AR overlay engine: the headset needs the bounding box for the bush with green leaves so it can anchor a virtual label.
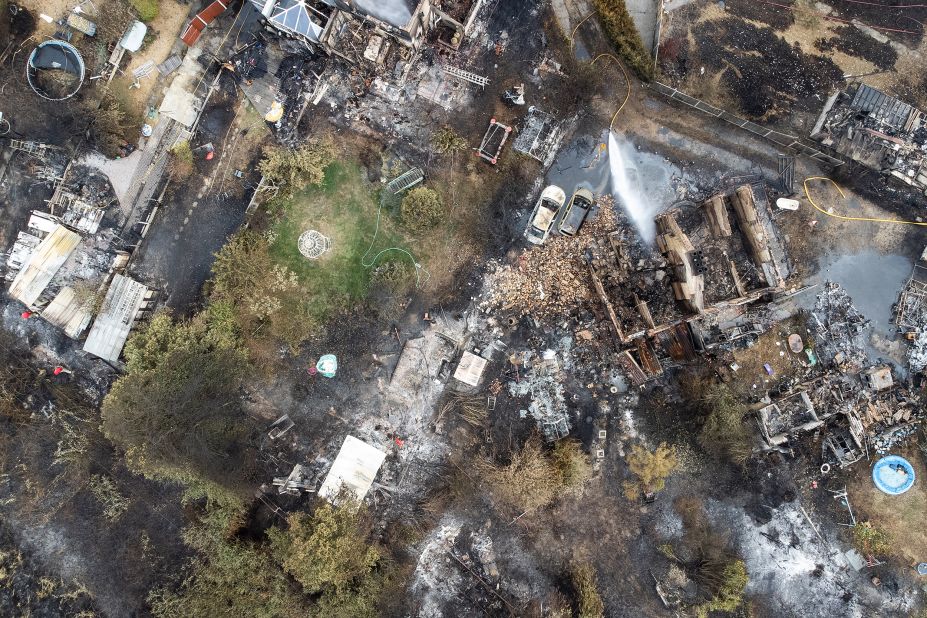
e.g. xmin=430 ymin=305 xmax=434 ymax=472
xmin=623 ymin=442 xmax=678 ymax=500
xmin=696 ymin=560 xmax=748 ymax=618
xmin=591 ymin=0 xmax=654 ymax=80
xmin=130 ymin=0 xmax=159 ymax=22
xmin=268 ymin=501 xmax=398 ymax=617
xmin=696 ymin=382 xmax=753 ymax=465
xmin=431 ymin=127 xmax=468 ymax=154
xmin=400 ymin=187 xmax=445 ymax=233
xmin=852 ymin=521 xmax=891 ymax=557
xmin=571 ymin=560 xmax=604 ymax=618
xmin=102 ymin=311 xmax=254 ymax=496
xmin=210 ymin=231 xmax=318 ymax=350
xmin=258 ymin=140 xmax=334 ymax=194
xmin=149 ymin=519 xmax=308 ymax=618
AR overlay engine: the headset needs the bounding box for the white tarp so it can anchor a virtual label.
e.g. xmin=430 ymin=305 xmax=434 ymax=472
xmin=318 ymin=435 xmax=387 ymax=503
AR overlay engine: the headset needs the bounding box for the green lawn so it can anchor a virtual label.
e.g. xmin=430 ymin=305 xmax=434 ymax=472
xmin=268 ymin=161 xmax=406 ymax=320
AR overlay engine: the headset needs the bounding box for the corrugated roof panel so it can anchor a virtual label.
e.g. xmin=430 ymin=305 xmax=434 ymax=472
xmin=83 ymin=274 xmax=149 ymax=362
xmin=42 ymin=286 xmax=93 ymax=339
xmin=8 ymin=225 xmax=81 ymax=307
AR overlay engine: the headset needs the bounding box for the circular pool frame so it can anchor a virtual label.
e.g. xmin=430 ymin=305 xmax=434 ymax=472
xmin=26 ymin=40 xmax=85 ymax=101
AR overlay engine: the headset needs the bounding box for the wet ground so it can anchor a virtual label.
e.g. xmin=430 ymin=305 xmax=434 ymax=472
xmin=545 ymin=130 xmax=685 ymax=242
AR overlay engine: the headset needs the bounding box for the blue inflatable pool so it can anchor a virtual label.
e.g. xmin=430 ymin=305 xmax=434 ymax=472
xmin=872 ymin=455 xmax=915 ymax=495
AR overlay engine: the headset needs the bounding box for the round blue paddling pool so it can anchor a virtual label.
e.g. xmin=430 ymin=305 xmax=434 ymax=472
xmin=872 ymin=455 xmax=915 ymax=496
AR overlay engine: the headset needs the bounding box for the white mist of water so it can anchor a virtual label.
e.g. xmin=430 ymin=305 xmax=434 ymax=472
xmin=354 ymin=0 xmax=412 ymax=27
xmin=607 ymin=131 xmax=657 ymax=242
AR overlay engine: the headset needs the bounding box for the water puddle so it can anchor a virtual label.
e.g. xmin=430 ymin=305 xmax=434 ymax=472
xmin=814 ymin=252 xmax=911 ymax=334
xmin=545 ymin=131 xmax=681 ymax=243
xmin=573 ymin=38 xmax=591 ymax=61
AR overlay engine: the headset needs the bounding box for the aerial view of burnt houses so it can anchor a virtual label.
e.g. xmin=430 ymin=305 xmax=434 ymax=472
xmin=1 ymin=0 xmax=927 ymax=616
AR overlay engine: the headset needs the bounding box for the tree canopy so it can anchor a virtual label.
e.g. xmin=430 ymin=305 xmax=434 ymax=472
xmin=102 ymin=312 xmax=254 ymax=494
xmin=259 ymin=141 xmax=334 ymax=194
xmin=400 ymin=187 xmax=445 ymax=233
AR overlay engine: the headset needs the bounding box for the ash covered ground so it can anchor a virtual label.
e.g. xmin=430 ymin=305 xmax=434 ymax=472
xmin=0 ymin=0 xmax=925 ymax=616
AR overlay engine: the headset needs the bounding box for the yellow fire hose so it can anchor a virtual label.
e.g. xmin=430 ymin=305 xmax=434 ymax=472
xmin=803 ymin=176 xmax=927 ymax=227
xmin=569 ymin=13 xmax=631 ymax=131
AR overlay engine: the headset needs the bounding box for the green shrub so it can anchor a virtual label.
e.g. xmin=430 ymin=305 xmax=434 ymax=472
xmin=130 ymin=0 xmax=159 ymax=22
xmin=170 ymin=141 xmax=194 ymax=179
xmin=259 ymin=141 xmax=334 ymax=194
xmin=697 ymin=383 xmax=753 ymax=465
xmin=571 ymin=561 xmax=605 ymax=618
xmin=696 ymin=560 xmax=748 ymax=618
xmin=431 ymin=127 xmax=468 ymax=154
xmin=623 ymin=442 xmax=678 ymax=499
xmin=591 ymin=0 xmax=654 ymax=80
xmin=400 ymin=187 xmax=445 ymax=233
xmin=852 ymin=521 xmax=891 ymax=557
xmin=552 ymin=439 xmax=592 ymax=489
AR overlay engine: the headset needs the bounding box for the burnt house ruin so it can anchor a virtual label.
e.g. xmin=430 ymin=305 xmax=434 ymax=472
xmin=812 ymin=83 xmax=927 ymax=193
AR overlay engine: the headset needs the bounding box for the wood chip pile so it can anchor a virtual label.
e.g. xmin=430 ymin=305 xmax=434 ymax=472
xmin=480 ymin=197 xmax=617 ymax=319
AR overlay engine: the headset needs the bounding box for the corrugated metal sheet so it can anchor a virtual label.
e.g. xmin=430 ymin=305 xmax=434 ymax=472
xmin=83 ymin=274 xmax=149 ymax=362
xmin=181 ymin=0 xmax=228 ymax=46
xmin=8 ymin=225 xmax=81 ymax=307
xmin=42 ymin=286 xmax=93 ymax=339
xmin=849 ymin=84 xmax=915 ymax=132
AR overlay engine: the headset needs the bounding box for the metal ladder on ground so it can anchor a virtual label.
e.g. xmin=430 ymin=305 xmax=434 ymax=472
xmin=8 ymin=139 xmax=52 ymax=158
xmin=443 ymin=65 xmax=489 ymax=87
xmin=386 ymin=167 xmax=424 ymax=194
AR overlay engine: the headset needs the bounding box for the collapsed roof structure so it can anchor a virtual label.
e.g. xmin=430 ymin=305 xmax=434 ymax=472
xmin=249 ymin=0 xmax=484 ymax=59
xmin=3 ymin=159 xmax=153 ymax=360
xmin=586 ymin=184 xmax=787 ymax=384
xmin=812 ymin=83 xmax=927 ymax=193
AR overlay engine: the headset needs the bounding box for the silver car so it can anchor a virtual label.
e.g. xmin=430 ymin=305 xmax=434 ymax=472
xmin=525 ymin=185 xmax=566 ymax=245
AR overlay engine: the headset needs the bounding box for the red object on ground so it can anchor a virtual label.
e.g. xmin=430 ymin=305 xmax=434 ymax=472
xmin=205 ymin=151 xmax=215 ymax=161
xmin=53 ymin=366 xmax=64 ymax=376
xmin=180 ymin=0 xmax=228 ymax=46
xmin=308 ymin=366 xmax=318 ymax=375
xmin=394 ymin=437 xmax=405 ymax=447
xmin=20 ymin=311 xmax=32 ymax=319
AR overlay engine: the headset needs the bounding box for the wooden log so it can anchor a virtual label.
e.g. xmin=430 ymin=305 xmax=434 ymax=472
xmin=730 ymin=185 xmax=772 ymax=266
xmin=588 ymin=263 xmax=627 ymax=345
xmin=701 ymin=195 xmax=732 ymax=237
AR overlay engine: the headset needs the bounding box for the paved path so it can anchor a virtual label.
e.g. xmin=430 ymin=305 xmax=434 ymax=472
xmin=625 ymin=0 xmax=661 ymax=53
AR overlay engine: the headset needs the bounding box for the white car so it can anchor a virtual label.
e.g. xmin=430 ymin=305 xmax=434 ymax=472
xmin=524 ymin=185 xmax=566 ymax=245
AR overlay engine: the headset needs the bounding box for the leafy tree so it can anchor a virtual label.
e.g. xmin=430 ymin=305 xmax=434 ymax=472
xmin=431 ymin=127 xmax=468 ymax=154
xmin=258 ymin=141 xmax=334 ymax=194
xmin=268 ymin=502 xmax=395 ymax=618
xmin=696 ymin=560 xmax=747 ymax=618
xmin=102 ymin=314 xmax=254 ymax=494
xmin=269 ymin=503 xmax=378 ymax=594
xmin=400 ymin=187 xmax=445 ymax=233
xmin=570 ymin=560 xmax=604 ymax=618
xmin=591 ymin=0 xmax=654 ymax=80
xmin=852 ymin=521 xmax=891 ymax=557
xmin=210 ymin=231 xmax=317 ymax=350
xmin=149 ymin=523 xmax=307 ymax=618
xmin=623 ymin=442 xmax=678 ymax=499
